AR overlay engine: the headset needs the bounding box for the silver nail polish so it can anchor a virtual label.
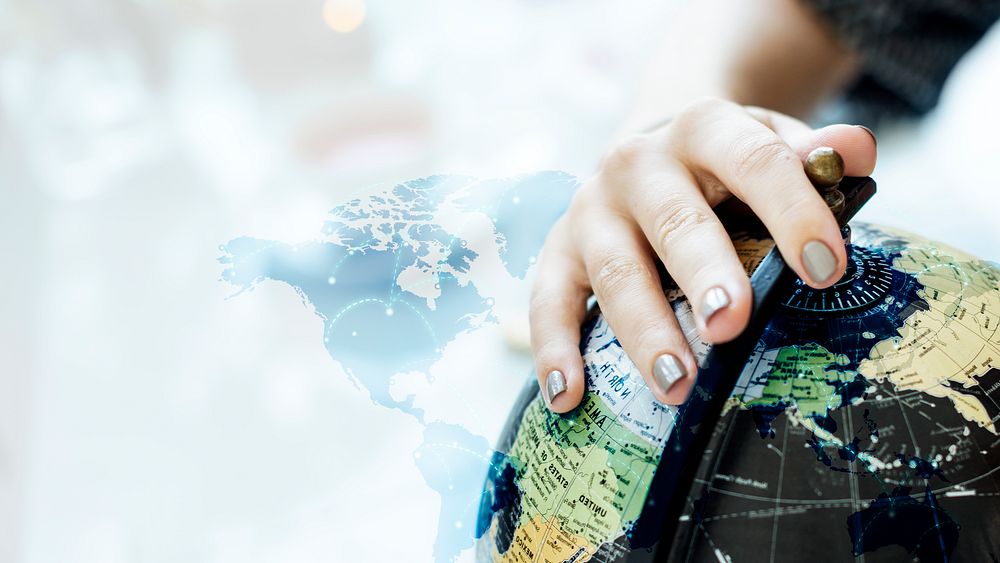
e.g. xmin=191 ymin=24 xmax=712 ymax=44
xmin=701 ymin=286 xmax=731 ymax=326
xmin=545 ymin=370 xmax=567 ymax=405
xmin=802 ymin=240 xmax=837 ymax=284
xmin=653 ymin=354 xmax=687 ymax=392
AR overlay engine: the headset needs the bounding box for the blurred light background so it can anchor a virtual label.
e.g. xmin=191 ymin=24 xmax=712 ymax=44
xmin=1 ymin=0 xmax=997 ymax=561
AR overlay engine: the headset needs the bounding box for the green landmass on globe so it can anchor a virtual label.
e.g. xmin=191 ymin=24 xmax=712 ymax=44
xmin=476 ymin=224 xmax=1000 ymax=562
xmin=217 ymin=170 xmax=1000 ymax=563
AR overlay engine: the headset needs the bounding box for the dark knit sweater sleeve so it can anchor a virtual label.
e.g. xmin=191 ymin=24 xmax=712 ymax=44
xmin=801 ymin=0 xmax=1000 ymax=122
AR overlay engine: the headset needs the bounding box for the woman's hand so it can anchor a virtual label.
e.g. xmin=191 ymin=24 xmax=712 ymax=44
xmin=530 ymin=97 xmax=877 ymax=411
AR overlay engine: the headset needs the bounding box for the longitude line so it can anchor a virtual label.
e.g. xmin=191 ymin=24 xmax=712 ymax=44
xmin=768 ymin=420 xmax=790 ymax=563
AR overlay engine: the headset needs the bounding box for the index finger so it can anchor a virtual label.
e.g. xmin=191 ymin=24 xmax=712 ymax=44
xmin=675 ymin=100 xmax=848 ymax=288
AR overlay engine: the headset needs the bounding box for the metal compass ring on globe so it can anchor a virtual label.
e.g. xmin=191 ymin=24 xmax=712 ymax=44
xmin=480 ymin=144 xmax=1000 ymax=561
xmin=784 ymin=148 xmax=891 ymax=314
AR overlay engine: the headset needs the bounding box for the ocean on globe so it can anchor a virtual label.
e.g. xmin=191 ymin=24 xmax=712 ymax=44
xmin=475 ymin=223 xmax=1000 ymax=562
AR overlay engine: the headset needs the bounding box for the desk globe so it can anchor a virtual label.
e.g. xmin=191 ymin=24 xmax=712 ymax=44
xmin=476 ymin=184 xmax=1000 ymax=561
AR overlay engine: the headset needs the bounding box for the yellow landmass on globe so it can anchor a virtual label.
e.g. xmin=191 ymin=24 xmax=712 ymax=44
xmin=483 ymin=391 xmax=660 ymax=562
xmin=858 ymin=234 xmax=1000 ymax=435
xmin=484 ymin=514 xmax=595 ymax=563
xmin=503 ymin=398 xmax=622 ymax=556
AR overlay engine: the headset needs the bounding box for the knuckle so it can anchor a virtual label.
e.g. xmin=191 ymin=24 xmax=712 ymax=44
xmin=592 ymin=253 xmax=651 ymax=298
xmin=532 ymin=339 xmax=568 ymax=364
xmin=567 ymin=179 xmax=596 ymax=208
xmin=681 ymin=96 xmax=729 ymax=119
xmin=541 ymin=214 xmax=573 ymax=250
xmin=776 ymin=195 xmax=830 ymax=229
xmin=529 ymin=287 xmax=564 ymax=318
xmin=650 ymin=196 xmax=713 ymax=252
xmin=729 ymin=134 xmax=794 ymax=181
xmin=568 ymin=177 xmax=613 ymax=214
xmin=685 ymin=258 xmax=723 ymax=292
xmin=629 ymin=314 xmax=669 ymax=349
xmin=602 ymin=134 xmax=650 ymax=173
xmin=673 ymin=96 xmax=729 ymax=132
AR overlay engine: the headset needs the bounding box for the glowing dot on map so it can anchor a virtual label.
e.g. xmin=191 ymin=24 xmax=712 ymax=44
xmin=385 ymin=307 xmax=394 ymax=316
xmin=352 ymin=331 xmax=358 ymax=336
xmin=512 ymin=196 xmax=520 ymax=204
xmin=349 ymin=250 xmax=355 ymax=255
xmin=455 ymin=521 xmax=463 ymax=529
xmin=327 ymin=276 xmax=337 ymax=285
xmin=528 ymin=256 xmax=536 ymax=264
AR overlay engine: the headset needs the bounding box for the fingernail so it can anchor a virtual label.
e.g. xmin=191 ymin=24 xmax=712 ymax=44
xmin=653 ymin=354 xmax=687 ymax=393
xmin=700 ymin=286 xmax=731 ymax=327
xmin=544 ymin=370 xmax=567 ymax=405
xmin=802 ymin=240 xmax=838 ymax=284
xmin=854 ymin=124 xmax=877 ymax=147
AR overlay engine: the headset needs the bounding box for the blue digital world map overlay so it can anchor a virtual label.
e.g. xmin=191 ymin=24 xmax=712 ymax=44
xmin=219 ymin=172 xmax=578 ymax=561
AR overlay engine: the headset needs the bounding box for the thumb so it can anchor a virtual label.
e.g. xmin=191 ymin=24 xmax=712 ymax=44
xmin=789 ymin=123 xmax=878 ymax=177
xmin=747 ymin=107 xmax=877 ymax=177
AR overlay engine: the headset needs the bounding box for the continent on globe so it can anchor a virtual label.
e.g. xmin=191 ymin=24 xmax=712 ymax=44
xmin=858 ymin=238 xmax=1000 ymax=435
xmin=746 ymin=343 xmax=854 ymax=429
xmin=220 ymin=172 xmax=578 ymax=562
xmin=477 ymin=312 xmax=677 ymax=562
xmin=478 ymin=223 xmax=1000 ymax=563
xmin=219 ymin=170 xmax=1000 ymax=563
xmin=847 ymin=485 xmax=960 ymax=560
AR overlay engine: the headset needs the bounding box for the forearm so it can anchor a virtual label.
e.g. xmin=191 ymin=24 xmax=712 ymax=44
xmin=619 ymin=0 xmax=859 ymax=135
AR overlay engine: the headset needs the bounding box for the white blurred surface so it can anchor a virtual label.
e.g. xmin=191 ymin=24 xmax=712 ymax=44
xmin=1 ymin=0 xmax=998 ymax=562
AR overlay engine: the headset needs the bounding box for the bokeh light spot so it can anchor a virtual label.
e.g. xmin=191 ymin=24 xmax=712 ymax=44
xmin=323 ymin=0 xmax=366 ymax=33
